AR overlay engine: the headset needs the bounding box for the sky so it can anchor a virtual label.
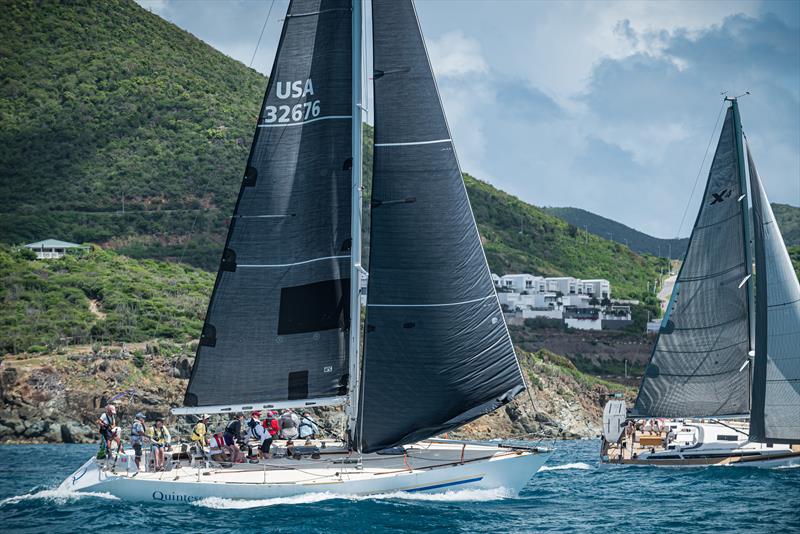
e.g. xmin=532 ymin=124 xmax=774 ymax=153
xmin=137 ymin=0 xmax=800 ymax=238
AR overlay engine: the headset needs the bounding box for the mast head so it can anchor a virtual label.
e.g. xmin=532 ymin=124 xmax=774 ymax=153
xmin=723 ymin=91 xmax=751 ymax=102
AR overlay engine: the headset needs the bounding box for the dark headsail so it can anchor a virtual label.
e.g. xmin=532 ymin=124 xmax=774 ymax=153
xmin=182 ymin=0 xmax=353 ymax=410
xmin=355 ymin=0 xmax=525 ymax=453
xmin=748 ymin=143 xmax=800 ymax=444
xmin=633 ymin=107 xmax=751 ymax=418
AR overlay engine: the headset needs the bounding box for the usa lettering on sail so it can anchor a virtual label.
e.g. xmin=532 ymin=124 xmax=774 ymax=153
xmin=263 ymin=79 xmax=320 ymax=124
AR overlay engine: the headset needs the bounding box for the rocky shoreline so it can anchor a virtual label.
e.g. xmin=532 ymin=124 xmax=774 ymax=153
xmin=0 ymin=343 xmax=631 ymax=446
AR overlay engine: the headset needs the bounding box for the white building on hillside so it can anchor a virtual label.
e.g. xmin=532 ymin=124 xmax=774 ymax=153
xmin=498 ymin=274 xmax=545 ymax=293
xmin=24 ymin=239 xmax=87 ymax=259
xmin=583 ymin=279 xmax=611 ymax=299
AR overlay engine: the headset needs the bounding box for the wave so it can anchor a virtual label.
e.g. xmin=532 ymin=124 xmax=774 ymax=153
xmin=0 ymin=488 xmax=119 ymax=507
xmin=192 ymin=487 xmax=513 ymax=509
xmin=538 ymin=462 xmax=593 ymax=472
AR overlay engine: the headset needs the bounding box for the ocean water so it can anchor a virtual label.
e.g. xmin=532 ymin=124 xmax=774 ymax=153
xmin=1 ymin=440 xmax=798 ymax=533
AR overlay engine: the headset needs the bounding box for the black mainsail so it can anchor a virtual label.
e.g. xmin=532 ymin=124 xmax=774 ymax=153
xmin=748 ymin=143 xmax=800 ymax=444
xmin=633 ymin=107 xmax=752 ymax=418
xmin=182 ymin=0 xmax=353 ymax=411
xmin=354 ymin=0 xmax=525 ymax=453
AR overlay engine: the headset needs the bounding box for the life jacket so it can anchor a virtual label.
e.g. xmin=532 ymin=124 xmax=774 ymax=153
xmin=247 ymin=419 xmax=261 ymax=440
xmin=225 ymin=420 xmax=239 ymax=436
xmin=266 ymin=418 xmax=279 ymax=436
xmin=190 ymin=422 xmax=205 ymax=442
xmin=152 ymin=426 xmax=167 ymax=444
xmin=281 ymin=415 xmax=297 ymax=429
xmin=299 ymin=418 xmax=314 ymax=434
xmin=100 ymin=413 xmax=115 ymax=430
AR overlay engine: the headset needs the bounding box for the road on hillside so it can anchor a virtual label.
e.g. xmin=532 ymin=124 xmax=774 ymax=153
xmin=658 ymin=262 xmax=679 ymax=313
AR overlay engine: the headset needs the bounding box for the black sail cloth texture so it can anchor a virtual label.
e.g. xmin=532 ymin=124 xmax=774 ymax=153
xmin=633 ymin=108 xmax=751 ymax=418
xmin=184 ymin=0 xmax=352 ymax=408
xmin=355 ymin=0 xmax=525 ymax=453
xmin=748 ymin=145 xmax=800 ymax=443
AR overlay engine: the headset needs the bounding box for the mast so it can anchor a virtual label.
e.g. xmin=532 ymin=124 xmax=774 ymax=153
xmin=345 ymin=0 xmax=363 ymax=448
xmin=730 ymin=97 xmax=755 ymax=356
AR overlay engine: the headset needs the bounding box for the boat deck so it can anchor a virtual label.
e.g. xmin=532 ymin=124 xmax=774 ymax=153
xmin=105 ymin=439 xmax=533 ymax=486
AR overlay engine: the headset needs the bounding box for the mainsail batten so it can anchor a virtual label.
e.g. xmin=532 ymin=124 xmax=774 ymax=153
xmin=355 ymin=0 xmax=524 ymax=453
xmin=633 ymin=107 xmax=751 ymax=418
xmin=748 ymin=143 xmax=800 ymax=444
xmin=183 ymin=0 xmax=353 ymax=409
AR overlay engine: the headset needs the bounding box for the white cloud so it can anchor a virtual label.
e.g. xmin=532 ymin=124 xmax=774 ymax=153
xmin=427 ymin=31 xmax=488 ymax=78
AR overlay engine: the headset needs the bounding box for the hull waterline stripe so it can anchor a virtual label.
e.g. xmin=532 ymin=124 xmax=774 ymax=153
xmin=257 ymin=115 xmax=351 ymax=128
xmin=368 ymin=295 xmax=494 ymax=308
xmin=406 ymin=476 xmax=483 ymax=492
xmin=374 ymin=138 xmax=451 ymax=147
xmin=238 ymin=255 xmax=350 ymax=268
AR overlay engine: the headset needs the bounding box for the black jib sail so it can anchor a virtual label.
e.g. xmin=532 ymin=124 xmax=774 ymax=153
xmin=748 ymin=144 xmax=800 ymax=444
xmin=633 ymin=107 xmax=751 ymax=418
xmin=355 ymin=0 xmax=525 ymax=453
xmin=183 ymin=0 xmax=353 ymax=410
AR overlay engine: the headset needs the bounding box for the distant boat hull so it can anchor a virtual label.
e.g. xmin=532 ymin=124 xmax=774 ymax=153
xmin=600 ymin=419 xmax=800 ymax=469
xmin=60 ymin=440 xmax=551 ymax=503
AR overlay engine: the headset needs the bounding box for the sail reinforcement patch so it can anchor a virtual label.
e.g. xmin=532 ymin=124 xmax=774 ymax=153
xmin=277 ymin=278 xmax=350 ymax=335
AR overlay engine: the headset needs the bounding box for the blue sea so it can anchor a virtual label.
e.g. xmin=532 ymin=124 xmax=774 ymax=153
xmin=1 ymin=440 xmax=798 ymax=533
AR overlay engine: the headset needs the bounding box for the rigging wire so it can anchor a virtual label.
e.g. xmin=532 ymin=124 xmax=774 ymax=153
xmin=674 ymin=99 xmax=727 ymax=240
xmin=249 ymin=0 xmax=277 ymax=69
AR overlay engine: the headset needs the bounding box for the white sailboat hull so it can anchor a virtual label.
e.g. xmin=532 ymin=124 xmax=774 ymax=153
xmin=61 ymin=441 xmax=551 ymax=504
xmin=601 ymin=419 xmax=800 ymax=469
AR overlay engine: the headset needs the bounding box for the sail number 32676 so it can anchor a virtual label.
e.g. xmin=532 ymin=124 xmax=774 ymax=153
xmin=262 ymin=79 xmax=319 ymax=124
xmin=263 ymin=100 xmax=320 ymax=123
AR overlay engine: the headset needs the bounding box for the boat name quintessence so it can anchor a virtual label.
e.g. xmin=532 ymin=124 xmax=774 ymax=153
xmin=152 ymin=490 xmax=202 ymax=503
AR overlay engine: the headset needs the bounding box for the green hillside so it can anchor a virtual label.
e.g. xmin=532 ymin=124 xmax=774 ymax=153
xmin=0 ymin=246 xmax=212 ymax=354
xmin=467 ymin=176 xmax=667 ymax=298
xmin=0 ymin=0 xmax=665 ymax=300
xmin=542 ymin=207 xmax=688 ymax=259
xmin=544 ymin=203 xmax=800 ymax=260
xmin=772 ymin=203 xmax=800 ymax=247
xmin=0 ymin=0 xmax=264 ymax=268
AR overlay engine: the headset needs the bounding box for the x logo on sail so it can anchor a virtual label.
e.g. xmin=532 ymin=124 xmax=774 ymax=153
xmin=710 ymin=188 xmax=732 ymax=205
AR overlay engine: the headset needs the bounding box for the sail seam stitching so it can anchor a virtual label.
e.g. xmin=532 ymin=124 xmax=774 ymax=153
xmin=258 ymin=115 xmax=352 ymax=128
xmin=693 ymin=210 xmax=742 ymax=230
xmin=670 ymin=315 xmax=746 ymax=331
xmin=678 ymin=263 xmax=744 ymax=282
xmin=238 ymin=255 xmax=350 ymax=268
xmin=367 ymin=295 xmax=494 ymax=308
xmin=654 ymin=339 xmax=747 ymax=354
xmin=374 ymin=138 xmax=451 ymax=147
xmin=767 ymin=297 xmax=800 ymax=308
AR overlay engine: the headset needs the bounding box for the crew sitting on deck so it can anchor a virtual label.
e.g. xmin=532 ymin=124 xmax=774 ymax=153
xmin=97 ymin=403 xmax=124 ymax=456
xmin=264 ymin=411 xmax=280 ymax=442
xmin=148 ymin=418 xmax=171 ymax=471
xmin=131 ymin=412 xmax=147 ymax=470
xmin=209 ymin=432 xmax=230 ymax=462
xmin=298 ymin=412 xmax=319 ymax=440
xmin=279 ymin=409 xmax=300 ymax=440
xmin=224 ymin=413 xmax=246 ymax=461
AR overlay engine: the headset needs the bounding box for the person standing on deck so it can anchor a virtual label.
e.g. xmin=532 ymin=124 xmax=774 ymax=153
xmin=97 ymin=404 xmax=124 ymax=456
xmin=191 ymin=414 xmax=210 ymax=451
xmin=131 ymin=412 xmax=147 ymax=470
xmin=223 ymin=413 xmax=245 ymax=463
